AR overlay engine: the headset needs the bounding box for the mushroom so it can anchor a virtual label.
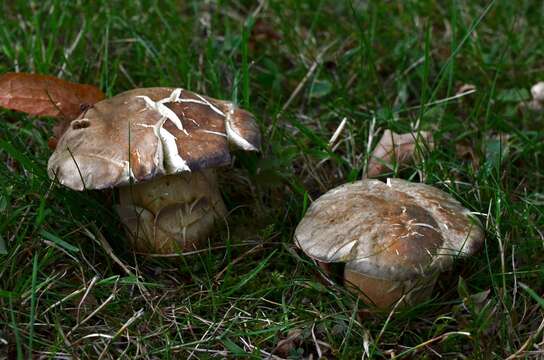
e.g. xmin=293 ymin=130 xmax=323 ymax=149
xmin=522 ymin=81 xmax=544 ymax=112
xmin=48 ymin=87 xmax=260 ymax=253
xmin=531 ymin=81 xmax=544 ymax=103
xmin=294 ymin=178 xmax=484 ymax=308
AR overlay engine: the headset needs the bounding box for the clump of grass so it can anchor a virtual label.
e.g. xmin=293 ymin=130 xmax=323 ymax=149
xmin=1 ymin=1 xmax=543 ymax=358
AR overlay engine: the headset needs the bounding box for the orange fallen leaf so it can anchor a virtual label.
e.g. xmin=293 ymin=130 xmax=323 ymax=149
xmin=0 ymin=72 xmax=105 ymax=120
xmin=366 ymin=130 xmax=433 ymax=178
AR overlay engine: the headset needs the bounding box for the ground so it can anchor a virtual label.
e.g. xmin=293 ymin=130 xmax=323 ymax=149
xmin=1 ymin=1 xmax=543 ymax=359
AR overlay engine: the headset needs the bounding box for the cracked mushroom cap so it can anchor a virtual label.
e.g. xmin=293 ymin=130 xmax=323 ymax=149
xmin=47 ymin=88 xmax=261 ymax=190
xmin=294 ymin=179 xmax=484 ymax=281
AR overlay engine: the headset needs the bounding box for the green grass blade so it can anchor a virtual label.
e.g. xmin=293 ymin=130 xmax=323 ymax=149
xmin=28 ymin=255 xmax=39 ymax=356
xmin=9 ymin=297 xmax=23 ymax=360
xmin=223 ymin=250 xmax=276 ymax=297
xmin=40 ymin=230 xmax=79 ymax=253
xmin=519 ymin=283 xmax=544 ymax=309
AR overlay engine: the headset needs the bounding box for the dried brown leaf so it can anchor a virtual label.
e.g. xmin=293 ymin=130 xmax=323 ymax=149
xmin=274 ymin=328 xmax=303 ymax=358
xmin=456 ymin=141 xmax=480 ymax=170
xmin=249 ymin=19 xmax=282 ymax=51
xmin=0 ymin=72 xmax=105 ymax=120
xmin=366 ymin=130 xmax=433 ymax=178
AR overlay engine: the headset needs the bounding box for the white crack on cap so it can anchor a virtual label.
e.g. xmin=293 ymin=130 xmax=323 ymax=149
xmin=160 ymin=88 xmax=226 ymax=117
xmin=137 ymin=90 xmax=193 ymax=174
xmin=155 ymin=88 xmax=260 ymax=153
xmin=158 ymin=119 xmax=190 ymax=173
xmin=137 ymin=93 xmax=188 ymax=135
xmin=225 ymin=103 xmax=258 ymax=151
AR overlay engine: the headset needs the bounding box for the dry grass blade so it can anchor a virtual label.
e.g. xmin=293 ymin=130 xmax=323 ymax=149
xmin=76 ymin=275 xmax=99 ymax=323
xmin=82 ymin=226 xmax=134 ymax=277
xmin=328 ymin=117 xmax=348 ymax=148
xmin=275 ymin=41 xmax=336 ymax=120
xmin=506 ymin=316 xmax=544 ymax=359
xmin=82 ymin=225 xmax=151 ymax=299
xmin=311 ymin=322 xmax=322 ymax=358
xmin=393 ymin=331 xmax=471 ymax=358
xmin=69 ymin=292 xmax=116 ymax=337
xmin=97 ymin=308 xmax=145 ymax=360
xmin=68 ymin=277 xmax=119 ymax=337
xmin=43 ymin=287 xmax=87 ymax=314
xmin=401 ymin=88 xmax=477 ymax=112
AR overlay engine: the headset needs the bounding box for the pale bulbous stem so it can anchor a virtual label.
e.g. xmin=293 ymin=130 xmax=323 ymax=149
xmin=115 ymin=169 xmax=227 ymax=254
xmin=343 ymin=269 xmax=439 ymax=309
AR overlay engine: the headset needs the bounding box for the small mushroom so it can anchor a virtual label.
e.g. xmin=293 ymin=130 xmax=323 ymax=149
xmin=521 ymin=81 xmax=544 ymax=112
xmin=294 ymin=178 xmax=484 ymax=308
xmin=531 ymin=81 xmax=544 ymax=103
xmin=48 ymin=88 xmax=260 ymax=253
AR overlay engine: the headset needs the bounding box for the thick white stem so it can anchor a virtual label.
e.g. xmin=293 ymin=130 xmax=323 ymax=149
xmin=116 ymin=170 xmax=227 ymax=254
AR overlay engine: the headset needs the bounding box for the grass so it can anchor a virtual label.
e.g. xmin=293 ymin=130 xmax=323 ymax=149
xmin=0 ymin=0 xmax=543 ymax=358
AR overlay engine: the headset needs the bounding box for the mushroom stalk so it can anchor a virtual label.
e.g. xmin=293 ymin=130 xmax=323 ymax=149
xmin=116 ymin=169 xmax=227 ymax=254
xmin=343 ymin=268 xmax=439 ymax=308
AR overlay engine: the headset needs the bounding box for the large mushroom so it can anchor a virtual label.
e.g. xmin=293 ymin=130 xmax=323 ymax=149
xmin=48 ymin=88 xmax=260 ymax=254
xmin=294 ymin=178 xmax=484 ymax=308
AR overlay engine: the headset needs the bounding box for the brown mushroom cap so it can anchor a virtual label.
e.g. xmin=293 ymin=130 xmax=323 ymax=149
xmin=294 ymin=179 xmax=484 ymax=281
xmin=47 ymin=88 xmax=261 ymax=190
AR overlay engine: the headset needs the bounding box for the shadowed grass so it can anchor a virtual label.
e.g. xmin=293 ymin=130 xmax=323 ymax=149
xmin=1 ymin=0 xmax=544 ymax=358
